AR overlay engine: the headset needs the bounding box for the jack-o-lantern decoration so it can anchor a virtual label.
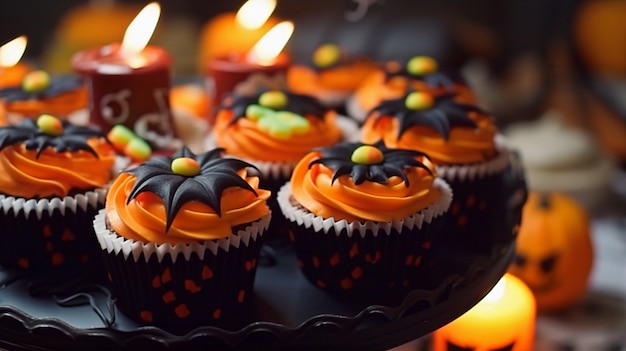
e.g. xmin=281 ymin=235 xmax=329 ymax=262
xmin=508 ymin=191 xmax=594 ymax=313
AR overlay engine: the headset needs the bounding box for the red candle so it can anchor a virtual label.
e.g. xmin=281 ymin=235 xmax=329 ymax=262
xmin=71 ymin=2 xmax=176 ymax=150
xmin=205 ymin=20 xmax=294 ymax=124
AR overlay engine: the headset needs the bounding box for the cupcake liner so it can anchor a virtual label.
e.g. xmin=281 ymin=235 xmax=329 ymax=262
xmin=0 ymin=189 xmax=107 ymax=276
xmin=94 ymin=211 xmax=270 ymax=329
xmin=277 ymin=178 xmax=452 ymax=302
xmin=437 ymin=136 xmax=522 ymax=253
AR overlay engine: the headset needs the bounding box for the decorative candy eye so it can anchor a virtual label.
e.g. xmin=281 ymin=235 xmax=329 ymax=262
xmin=171 ymin=157 xmax=200 ymax=176
xmin=259 ymin=90 xmax=288 ymax=109
xmin=351 ymin=145 xmax=384 ymax=165
xmin=406 ymin=55 xmax=438 ymax=76
xmin=36 ymin=114 xmax=64 ymax=136
xmin=312 ymin=43 xmax=341 ymax=69
xmin=405 ymin=91 xmax=434 ymax=111
xmin=22 ymin=70 xmax=51 ymax=93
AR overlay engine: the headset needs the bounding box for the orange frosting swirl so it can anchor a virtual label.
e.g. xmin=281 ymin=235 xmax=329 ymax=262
xmin=106 ymin=169 xmax=271 ymax=245
xmin=362 ymin=111 xmax=497 ymax=165
xmin=0 ymin=140 xmax=115 ymax=198
xmin=290 ymin=151 xmax=441 ymax=222
xmin=213 ymin=109 xmax=343 ymax=162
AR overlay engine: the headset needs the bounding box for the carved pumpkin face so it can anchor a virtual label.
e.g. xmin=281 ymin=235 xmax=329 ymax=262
xmin=508 ymin=192 xmax=594 ymax=312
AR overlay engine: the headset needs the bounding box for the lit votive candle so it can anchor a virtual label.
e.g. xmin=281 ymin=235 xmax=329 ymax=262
xmin=71 ymin=2 xmax=176 ymax=150
xmin=0 ymin=36 xmax=30 ymax=89
xmin=206 ymin=20 xmax=294 ymax=124
xmin=198 ymin=0 xmax=279 ymax=72
xmin=431 ymin=273 xmax=536 ymax=351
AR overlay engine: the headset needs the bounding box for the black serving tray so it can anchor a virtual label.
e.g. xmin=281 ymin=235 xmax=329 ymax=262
xmin=0 ymin=236 xmax=514 ymax=351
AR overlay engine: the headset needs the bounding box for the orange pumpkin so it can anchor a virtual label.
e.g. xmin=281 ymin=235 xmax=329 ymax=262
xmin=508 ymin=191 xmax=594 ymax=313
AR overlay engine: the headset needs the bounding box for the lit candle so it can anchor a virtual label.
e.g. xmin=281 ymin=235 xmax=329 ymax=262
xmin=431 ymin=273 xmax=536 ymax=351
xmin=0 ymin=36 xmax=30 ymax=89
xmin=71 ymin=2 xmax=176 ymax=150
xmin=206 ymin=20 xmax=294 ymax=123
xmin=197 ymin=0 xmax=279 ymax=72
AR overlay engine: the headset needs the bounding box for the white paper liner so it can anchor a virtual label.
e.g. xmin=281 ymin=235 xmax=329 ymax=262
xmin=435 ymin=133 xmax=511 ymax=182
xmin=0 ymin=188 xmax=106 ymax=219
xmin=93 ymin=210 xmax=271 ymax=263
xmin=277 ymin=177 xmax=452 ymax=238
xmin=345 ymin=94 xmax=368 ymax=122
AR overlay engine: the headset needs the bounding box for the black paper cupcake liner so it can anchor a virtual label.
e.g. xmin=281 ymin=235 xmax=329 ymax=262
xmin=0 ymin=189 xmax=106 ymax=277
xmin=93 ymin=211 xmax=270 ymax=330
xmin=277 ymin=178 xmax=452 ymax=305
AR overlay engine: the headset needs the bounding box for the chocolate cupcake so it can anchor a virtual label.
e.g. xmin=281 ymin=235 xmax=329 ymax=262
xmin=277 ymin=141 xmax=452 ymax=304
xmin=0 ymin=114 xmax=116 ymax=276
xmin=94 ymin=146 xmax=271 ymax=329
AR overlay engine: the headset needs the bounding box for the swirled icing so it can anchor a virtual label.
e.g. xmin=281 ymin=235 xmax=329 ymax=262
xmin=361 ymin=94 xmax=497 ymax=165
xmin=213 ymin=92 xmax=343 ymax=162
xmin=290 ymin=143 xmax=442 ymax=222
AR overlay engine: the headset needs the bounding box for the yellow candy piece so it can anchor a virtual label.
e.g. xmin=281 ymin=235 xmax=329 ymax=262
xmin=351 ymin=145 xmax=384 ymax=165
xmin=22 ymin=70 xmax=51 ymax=93
xmin=405 ymin=91 xmax=434 ymax=111
xmin=406 ymin=56 xmax=438 ymax=76
xmin=124 ymin=137 xmax=151 ymax=162
xmin=312 ymin=43 xmax=341 ymax=69
xmin=259 ymin=91 xmax=288 ymax=109
xmin=171 ymin=157 xmax=200 ymax=176
xmin=107 ymin=124 xmax=135 ymax=149
xmin=36 ymin=114 xmax=63 ymax=136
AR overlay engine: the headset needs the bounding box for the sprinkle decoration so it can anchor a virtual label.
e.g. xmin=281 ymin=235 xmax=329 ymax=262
xmin=36 ymin=114 xmax=64 ymax=136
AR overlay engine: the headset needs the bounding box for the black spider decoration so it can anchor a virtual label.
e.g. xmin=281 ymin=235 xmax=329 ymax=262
xmin=383 ymin=59 xmax=465 ymax=93
xmin=369 ymin=92 xmax=488 ymax=140
xmin=310 ymin=141 xmax=432 ymax=186
xmin=0 ymin=118 xmax=107 ymax=158
xmin=0 ymin=75 xmax=83 ymax=101
xmin=125 ymin=147 xmax=259 ymax=233
xmin=216 ymin=90 xmax=327 ymax=126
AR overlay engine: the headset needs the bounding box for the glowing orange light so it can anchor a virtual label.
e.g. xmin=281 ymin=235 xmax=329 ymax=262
xmin=236 ymin=0 xmax=277 ymax=29
xmin=246 ymin=21 xmax=294 ymax=66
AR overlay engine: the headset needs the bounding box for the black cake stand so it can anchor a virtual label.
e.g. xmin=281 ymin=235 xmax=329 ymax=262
xmin=0 ymin=236 xmax=515 ymax=351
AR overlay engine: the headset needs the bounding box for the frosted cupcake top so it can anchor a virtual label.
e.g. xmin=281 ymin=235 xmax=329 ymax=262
xmin=105 ymin=147 xmax=271 ymax=245
xmin=290 ymin=141 xmax=442 ymax=222
xmin=0 ymin=114 xmax=115 ymax=198
xmin=361 ymin=91 xmax=498 ymax=165
xmin=212 ymin=90 xmax=343 ymax=162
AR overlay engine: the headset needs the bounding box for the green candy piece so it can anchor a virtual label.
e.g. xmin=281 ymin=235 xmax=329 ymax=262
xmin=245 ymin=104 xmax=274 ymax=121
xmin=108 ymin=124 xmax=135 ymax=146
xmin=258 ymin=91 xmax=288 ymax=109
xmin=351 ymin=145 xmax=384 ymax=165
xmin=257 ymin=111 xmax=310 ymax=139
xmin=125 ymin=137 xmax=152 ymax=161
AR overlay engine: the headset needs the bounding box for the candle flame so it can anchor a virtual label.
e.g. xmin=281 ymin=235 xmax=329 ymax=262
xmin=236 ymin=0 xmax=276 ymax=29
xmin=121 ymin=2 xmax=161 ymax=55
xmin=483 ymin=275 xmax=506 ymax=303
xmin=247 ymin=21 xmax=294 ymax=66
xmin=0 ymin=35 xmax=27 ymax=67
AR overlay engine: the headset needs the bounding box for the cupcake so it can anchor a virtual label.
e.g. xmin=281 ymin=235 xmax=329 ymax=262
xmin=361 ymin=90 xmax=515 ymax=252
xmin=94 ymin=146 xmax=271 ymax=328
xmin=277 ymin=141 xmax=452 ymax=303
xmin=346 ymin=55 xmax=475 ymax=122
xmin=211 ymin=90 xmax=350 ymax=239
xmin=0 ymin=70 xmax=88 ymax=126
xmin=287 ymin=43 xmax=379 ymax=108
xmin=0 ymin=114 xmax=116 ymax=276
